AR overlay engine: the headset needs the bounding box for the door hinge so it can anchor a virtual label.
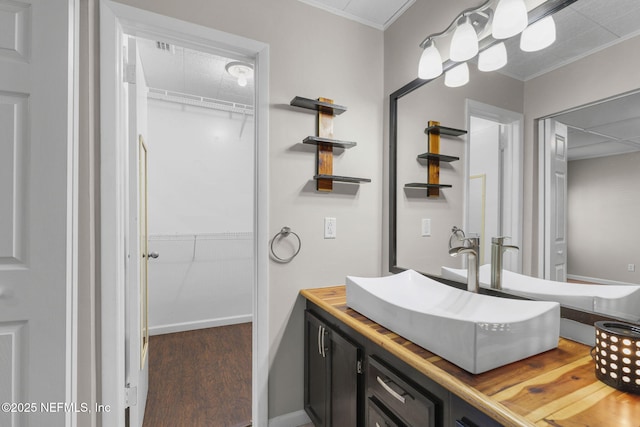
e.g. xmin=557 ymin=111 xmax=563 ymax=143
xmin=357 ymin=359 xmax=363 ymax=375
xmin=125 ymin=384 xmax=138 ymax=407
xmin=124 ymin=62 xmax=136 ymax=84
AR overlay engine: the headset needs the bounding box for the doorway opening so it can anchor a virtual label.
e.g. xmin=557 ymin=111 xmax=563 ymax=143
xmin=99 ymin=2 xmax=269 ymax=426
xmin=134 ymin=36 xmax=255 ymax=426
xmin=465 ymin=100 xmax=523 ymax=272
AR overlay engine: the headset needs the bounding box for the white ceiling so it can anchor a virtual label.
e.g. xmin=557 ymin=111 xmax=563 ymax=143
xmin=499 ymin=0 xmax=640 ymax=81
xmin=554 ymin=91 xmax=640 ymax=161
xmin=297 ymin=0 xmax=415 ymax=30
xmin=136 ymin=38 xmax=254 ymax=107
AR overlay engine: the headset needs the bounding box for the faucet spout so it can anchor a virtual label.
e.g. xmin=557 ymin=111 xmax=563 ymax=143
xmin=491 ymin=237 xmax=519 ymax=290
xmin=449 ymin=237 xmax=480 ymax=293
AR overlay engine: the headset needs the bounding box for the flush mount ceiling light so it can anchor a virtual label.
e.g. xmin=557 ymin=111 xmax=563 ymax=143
xmin=450 ymin=16 xmax=479 ymax=62
xmin=520 ymin=15 xmax=556 ymax=52
xmin=418 ymin=40 xmax=444 ymax=80
xmin=478 ymin=41 xmax=507 ymax=71
xmin=492 ymin=0 xmax=528 ymax=39
xmin=225 ymin=61 xmax=254 ymax=87
xmin=445 ymin=62 xmax=470 ymax=87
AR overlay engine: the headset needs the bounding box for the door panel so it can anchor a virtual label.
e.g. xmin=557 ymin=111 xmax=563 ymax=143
xmin=544 ymin=119 xmax=568 ymax=281
xmin=0 ymin=0 xmax=75 ymax=426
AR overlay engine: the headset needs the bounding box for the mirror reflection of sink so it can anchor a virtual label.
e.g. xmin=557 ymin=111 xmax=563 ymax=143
xmin=346 ymin=270 xmax=560 ymax=374
xmin=441 ymin=265 xmax=640 ymax=320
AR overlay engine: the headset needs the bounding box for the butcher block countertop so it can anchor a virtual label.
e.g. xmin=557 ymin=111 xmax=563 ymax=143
xmin=300 ymin=285 xmax=640 ymax=427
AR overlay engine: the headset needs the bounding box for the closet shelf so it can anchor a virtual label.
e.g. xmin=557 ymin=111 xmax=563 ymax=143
xmin=424 ymin=125 xmax=467 ymax=136
xmin=315 ymin=174 xmax=372 ymax=184
xmin=417 ymin=152 xmax=459 ymax=162
xmin=290 ymin=96 xmax=347 ymax=115
xmin=303 ymin=136 xmax=357 ymax=148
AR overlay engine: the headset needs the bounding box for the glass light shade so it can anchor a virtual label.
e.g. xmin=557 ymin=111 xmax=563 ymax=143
xmin=418 ymin=42 xmax=443 ymax=80
xmin=444 ymin=63 xmax=469 ymax=87
xmin=520 ymin=16 xmax=556 ymax=52
xmin=450 ymin=18 xmax=479 ymax=62
xmin=478 ymin=42 xmax=508 ymax=72
xmin=492 ymin=0 xmax=528 ymax=39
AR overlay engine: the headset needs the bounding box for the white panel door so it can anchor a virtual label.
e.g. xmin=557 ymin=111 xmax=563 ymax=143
xmin=0 ymin=0 xmax=75 ymax=426
xmin=544 ymin=119 xmax=568 ymax=281
xmin=125 ymin=36 xmax=149 ymax=427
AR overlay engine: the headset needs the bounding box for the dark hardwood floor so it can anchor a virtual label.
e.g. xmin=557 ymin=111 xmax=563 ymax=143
xmin=143 ymin=323 xmax=252 ymax=427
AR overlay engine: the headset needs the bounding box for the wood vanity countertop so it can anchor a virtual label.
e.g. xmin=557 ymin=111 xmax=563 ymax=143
xmin=300 ymin=286 xmax=640 ymax=427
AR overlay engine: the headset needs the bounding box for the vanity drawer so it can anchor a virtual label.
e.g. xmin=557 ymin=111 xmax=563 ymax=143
xmin=367 ymin=397 xmax=406 ymax=427
xmin=368 ymin=357 xmax=437 ymax=426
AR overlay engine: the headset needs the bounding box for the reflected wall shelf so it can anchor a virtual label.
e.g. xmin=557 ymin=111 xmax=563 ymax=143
xmin=291 ymin=96 xmax=370 ymax=192
xmin=407 ymin=120 xmax=466 ymax=197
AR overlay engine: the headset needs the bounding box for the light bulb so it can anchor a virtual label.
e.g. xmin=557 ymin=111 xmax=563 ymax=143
xmin=445 ymin=62 xmax=469 ymax=87
xmin=478 ymin=42 xmax=507 ymax=72
xmin=450 ymin=17 xmax=479 ymax=62
xmin=520 ymin=16 xmax=556 ymax=52
xmin=237 ymin=74 xmax=248 ymax=87
xmin=418 ymin=41 xmax=443 ymax=80
xmin=492 ymin=0 xmax=528 ymax=39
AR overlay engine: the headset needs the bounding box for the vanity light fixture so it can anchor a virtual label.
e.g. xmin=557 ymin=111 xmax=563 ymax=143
xmin=492 ymin=0 xmax=528 ymax=39
xmin=520 ymin=15 xmax=556 ymax=52
xmin=594 ymin=321 xmax=640 ymax=394
xmin=418 ymin=40 xmax=444 ymax=79
xmin=225 ymin=61 xmax=253 ymax=87
xmin=450 ymin=16 xmax=479 ymax=62
xmin=478 ymin=41 xmax=507 ymax=71
xmin=445 ymin=63 xmax=470 ymax=88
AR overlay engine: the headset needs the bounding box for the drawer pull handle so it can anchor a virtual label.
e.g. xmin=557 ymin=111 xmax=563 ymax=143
xmin=375 ymin=423 xmax=381 ymax=427
xmin=317 ymin=325 xmax=322 ymax=356
xmin=376 ymin=375 xmax=410 ymax=404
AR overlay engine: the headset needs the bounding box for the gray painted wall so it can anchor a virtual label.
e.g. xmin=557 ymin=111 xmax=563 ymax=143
xmin=568 ymin=152 xmax=640 ymax=284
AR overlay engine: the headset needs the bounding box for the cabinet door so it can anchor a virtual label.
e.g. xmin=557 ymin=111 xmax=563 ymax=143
xmin=305 ymin=311 xmax=330 ymax=427
xmin=305 ymin=310 xmax=362 ymax=427
xmin=329 ymin=328 xmax=360 ymax=427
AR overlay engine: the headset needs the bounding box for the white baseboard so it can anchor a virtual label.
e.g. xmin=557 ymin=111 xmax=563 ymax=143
xmin=567 ymin=274 xmax=637 ymax=287
xmin=149 ymin=314 xmax=252 ymax=336
xmin=268 ymin=410 xmax=311 ymax=427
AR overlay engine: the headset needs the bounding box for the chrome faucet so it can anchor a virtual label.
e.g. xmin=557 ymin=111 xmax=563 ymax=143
xmin=449 ymin=237 xmax=480 ymax=293
xmin=491 ymin=237 xmax=519 ymax=290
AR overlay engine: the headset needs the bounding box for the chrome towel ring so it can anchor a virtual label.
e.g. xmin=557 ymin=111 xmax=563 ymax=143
xmin=448 ymin=226 xmax=466 ymax=250
xmin=270 ymin=226 xmax=302 ymax=263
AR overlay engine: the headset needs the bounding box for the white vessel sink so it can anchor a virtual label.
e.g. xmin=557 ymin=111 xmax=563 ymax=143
xmin=441 ymin=265 xmax=640 ymax=320
xmin=346 ymin=270 xmax=560 ymax=374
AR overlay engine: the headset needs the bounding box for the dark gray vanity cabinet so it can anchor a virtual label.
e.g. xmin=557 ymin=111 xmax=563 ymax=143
xmin=304 ymin=310 xmax=362 ymax=427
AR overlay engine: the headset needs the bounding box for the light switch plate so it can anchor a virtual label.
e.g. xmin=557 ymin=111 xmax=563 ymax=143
xmin=422 ymin=219 xmax=431 ymax=237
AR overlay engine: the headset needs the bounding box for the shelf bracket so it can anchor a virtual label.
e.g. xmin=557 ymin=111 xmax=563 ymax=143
xmin=427 ymin=120 xmax=441 ymax=197
xmin=317 ymin=97 xmax=334 ymax=192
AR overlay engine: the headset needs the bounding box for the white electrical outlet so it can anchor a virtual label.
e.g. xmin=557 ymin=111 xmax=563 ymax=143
xmin=421 ymin=218 xmax=431 ymax=237
xmin=324 ymin=217 xmax=337 ymax=239
xmin=628 ymin=263 xmax=636 ymax=272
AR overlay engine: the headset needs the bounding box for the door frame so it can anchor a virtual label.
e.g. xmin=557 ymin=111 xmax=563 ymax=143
xmin=99 ymin=2 xmax=270 ymax=426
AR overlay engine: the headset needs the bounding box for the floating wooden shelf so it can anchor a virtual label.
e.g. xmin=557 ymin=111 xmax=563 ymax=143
xmin=407 ymin=120 xmax=465 ymax=197
xmin=291 ymin=96 xmax=370 ymax=192
xmin=424 ymin=125 xmax=467 ymax=137
xmin=417 ymin=152 xmax=459 ymax=162
xmin=404 ymin=183 xmax=453 ymax=189
xmin=315 ymin=174 xmax=372 ymax=183
xmin=302 ymin=136 xmax=357 ymax=149
xmin=290 ymin=96 xmax=347 ymax=116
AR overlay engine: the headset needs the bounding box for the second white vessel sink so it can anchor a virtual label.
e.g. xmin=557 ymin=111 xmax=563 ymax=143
xmin=441 ymin=265 xmax=640 ymax=320
xmin=346 ymin=270 xmax=560 ymax=374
